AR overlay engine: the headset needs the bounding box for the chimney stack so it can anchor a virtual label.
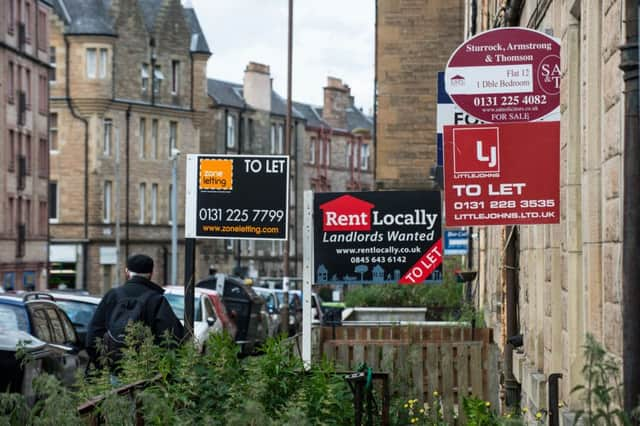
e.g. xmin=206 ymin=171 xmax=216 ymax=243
xmin=323 ymin=77 xmax=350 ymax=129
xmin=243 ymin=62 xmax=272 ymax=111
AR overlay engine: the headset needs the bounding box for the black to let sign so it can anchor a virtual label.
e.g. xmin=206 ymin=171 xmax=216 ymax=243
xmin=185 ymin=154 xmax=289 ymax=240
xmin=313 ymin=191 xmax=442 ymax=285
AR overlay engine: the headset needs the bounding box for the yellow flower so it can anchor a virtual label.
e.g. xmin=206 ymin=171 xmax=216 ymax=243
xmin=410 ymin=418 xmax=417 ymax=424
xmin=506 ymin=414 xmax=512 ymax=419
xmin=536 ymin=412 xmax=543 ymax=419
xmin=419 ymin=408 xmax=425 ymax=414
xmin=558 ymin=402 xmax=564 ymax=408
xmin=485 ymin=401 xmax=491 ymax=407
xmin=522 ymin=407 xmax=528 ymax=413
xmin=403 ymin=403 xmax=409 ymax=409
xmin=433 ymin=390 xmax=439 ymax=397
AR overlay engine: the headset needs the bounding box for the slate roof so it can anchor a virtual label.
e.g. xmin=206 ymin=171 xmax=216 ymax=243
xmin=52 ymin=0 xmax=116 ymax=36
xmin=207 ymin=79 xmax=246 ymax=109
xmin=292 ymin=102 xmax=330 ymax=129
xmin=346 ymin=106 xmax=374 ymax=132
xmin=51 ymin=0 xmax=211 ymax=54
xmin=207 ymin=78 xmax=304 ymax=120
xmin=293 ymin=102 xmax=373 ymax=134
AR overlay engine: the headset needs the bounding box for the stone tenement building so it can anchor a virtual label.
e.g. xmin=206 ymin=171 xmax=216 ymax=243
xmin=48 ymin=0 xmax=210 ymax=293
xmin=1 ymin=0 xmax=52 ymax=291
xmin=464 ymin=0 xmax=638 ymax=422
xmin=375 ymin=0 xmax=464 ymax=190
xmin=201 ymin=62 xmax=306 ymax=278
xmin=294 ymin=77 xmax=374 ymax=195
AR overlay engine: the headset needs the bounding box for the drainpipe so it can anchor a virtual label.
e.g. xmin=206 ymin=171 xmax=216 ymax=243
xmin=373 ymin=0 xmax=378 ymax=189
xmin=620 ymin=0 xmax=640 ymax=414
xmin=64 ymin=35 xmax=89 ymax=289
xmin=125 ymin=104 xmax=131 ymax=259
xmin=505 ymin=0 xmax=524 ymax=27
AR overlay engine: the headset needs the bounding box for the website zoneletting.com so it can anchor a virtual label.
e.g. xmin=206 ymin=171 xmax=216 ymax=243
xmin=202 ymin=224 xmax=280 ymax=235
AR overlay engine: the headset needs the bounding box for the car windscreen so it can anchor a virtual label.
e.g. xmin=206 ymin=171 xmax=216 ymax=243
xmin=56 ymin=300 xmax=97 ymax=327
xmin=164 ymin=294 xmax=202 ymax=321
xmin=0 ymin=304 xmax=29 ymax=333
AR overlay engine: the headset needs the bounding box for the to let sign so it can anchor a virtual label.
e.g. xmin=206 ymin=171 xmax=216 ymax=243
xmin=443 ymin=121 xmax=559 ymax=226
xmin=185 ymin=154 xmax=289 ymax=240
xmin=314 ymin=191 xmax=442 ymax=285
xmin=445 ymin=27 xmax=560 ymax=123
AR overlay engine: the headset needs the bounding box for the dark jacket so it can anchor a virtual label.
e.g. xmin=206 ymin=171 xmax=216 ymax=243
xmin=86 ymin=275 xmax=185 ymax=363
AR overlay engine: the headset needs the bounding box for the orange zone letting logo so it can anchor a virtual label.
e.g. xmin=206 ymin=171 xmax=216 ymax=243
xmin=199 ymin=159 xmax=233 ymax=191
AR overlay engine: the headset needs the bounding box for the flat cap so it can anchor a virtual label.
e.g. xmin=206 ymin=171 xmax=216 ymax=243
xmin=126 ymin=254 xmax=154 ymax=274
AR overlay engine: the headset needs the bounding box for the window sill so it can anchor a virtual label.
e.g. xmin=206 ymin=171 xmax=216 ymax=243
xmin=48 ymin=219 xmax=59 ymax=224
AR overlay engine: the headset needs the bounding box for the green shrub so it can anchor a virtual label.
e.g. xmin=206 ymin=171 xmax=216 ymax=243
xmin=0 ymin=324 xmax=354 ymax=425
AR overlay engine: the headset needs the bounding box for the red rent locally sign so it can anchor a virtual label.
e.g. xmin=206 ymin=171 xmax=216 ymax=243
xmin=443 ymin=121 xmax=559 ymax=226
xmin=445 ymin=27 xmax=560 ymax=123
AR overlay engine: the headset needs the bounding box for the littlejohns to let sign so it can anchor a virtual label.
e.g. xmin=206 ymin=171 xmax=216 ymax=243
xmin=445 ymin=27 xmax=560 ymax=123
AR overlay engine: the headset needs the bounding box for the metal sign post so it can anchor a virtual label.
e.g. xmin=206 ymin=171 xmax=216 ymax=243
xmin=302 ymin=190 xmax=314 ymax=367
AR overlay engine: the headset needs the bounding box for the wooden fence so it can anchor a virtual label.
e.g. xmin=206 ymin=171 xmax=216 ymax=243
xmin=316 ymin=325 xmax=498 ymax=422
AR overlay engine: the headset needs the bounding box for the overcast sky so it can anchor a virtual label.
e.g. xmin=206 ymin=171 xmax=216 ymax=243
xmin=189 ymin=0 xmax=375 ymax=114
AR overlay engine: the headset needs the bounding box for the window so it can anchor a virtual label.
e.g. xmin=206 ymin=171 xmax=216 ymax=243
xmin=169 ymin=121 xmax=177 ymax=152
xmin=102 ymin=265 xmax=113 ymax=292
xmin=48 ymin=181 xmax=58 ymax=221
xmin=151 ymin=119 xmax=158 ymax=159
xmin=99 ymin=48 xmax=108 ymax=78
xmin=171 ymin=60 xmax=179 ymax=95
xmin=38 ymin=74 xmax=47 ymax=113
xmin=25 ymin=2 xmax=31 ymax=41
xmin=30 ymin=309 xmax=52 ymax=342
xmin=86 ymin=48 xmax=97 ymax=79
xmin=24 ymin=134 xmax=31 ymax=175
xmin=154 ymin=65 xmax=163 ymax=94
xmin=270 ymin=124 xmax=276 ymax=154
xmin=103 ymin=180 xmax=112 ymax=223
xmin=139 ymin=183 xmax=146 ymax=224
xmin=8 ymin=197 xmax=15 ymax=233
xmin=49 ymin=113 xmax=58 ymax=151
xmin=49 ymin=46 xmax=56 ymax=81
xmin=278 ymin=124 xmax=284 ymax=154
xmin=309 ymin=137 xmax=316 ymax=164
xmin=38 ymin=201 xmax=46 ymax=236
xmin=25 ymin=69 xmax=30 ymax=109
xmin=226 ymin=114 xmax=235 ymax=149
xmin=151 ymin=183 xmax=158 ymax=224
xmin=8 ymin=130 xmax=15 ymax=171
xmin=38 ymin=138 xmax=47 ymax=177
xmin=25 ymin=199 xmax=31 ymax=235
xmin=103 ymin=118 xmax=112 ymax=156
xmin=37 ymin=9 xmax=46 ymax=51
xmin=8 ymin=61 xmax=14 ymax=102
xmin=346 ymin=141 xmax=353 ymax=169
xmin=8 ymin=0 xmax=14 ymax=33
xmin=360 ymin=144 xmax=370 ymax=171
xmin=139 ymin=118 xmax=146 ymax=158
xmin=141 ymin=63 xmax=149 ymax=92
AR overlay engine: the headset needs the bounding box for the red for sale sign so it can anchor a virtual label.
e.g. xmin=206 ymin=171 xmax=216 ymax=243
xmin=443 ymin=121 xmax=559 ymax=226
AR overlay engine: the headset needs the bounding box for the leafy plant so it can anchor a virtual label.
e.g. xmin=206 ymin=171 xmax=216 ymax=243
xmin=571 ymin=333 xmax=634 ymax=426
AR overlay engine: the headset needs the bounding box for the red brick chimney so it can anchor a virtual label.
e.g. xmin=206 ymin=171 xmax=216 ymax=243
xmin=323 ymin=77 xmax=351 ymax=129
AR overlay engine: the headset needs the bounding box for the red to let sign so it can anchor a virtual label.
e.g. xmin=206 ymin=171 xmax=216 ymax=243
xmin=445 ymin=27 xmax=560 ymax=123
xmin=443 ymin=121 xmax=559 ymax=226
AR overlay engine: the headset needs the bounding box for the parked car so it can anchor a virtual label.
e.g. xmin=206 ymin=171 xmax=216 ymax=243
xmin=197 ymin=274 xmax=267 ymax=354
xmin=0 ymin=293 xmax=89 ymax=394
xmin=163 ymin=286 xmax=224 ymax=351
xmin=195 ymin=287 xmax=237 ymax=339
xmin=48 ymin=292 xmax=101 ymax=349
xmin=252 ymin=287 xmax=283 ymax=338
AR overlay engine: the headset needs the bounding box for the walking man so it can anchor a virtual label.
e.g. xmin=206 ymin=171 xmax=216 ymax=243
xmin=86 ymin=254 xmax=185 ymax=367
